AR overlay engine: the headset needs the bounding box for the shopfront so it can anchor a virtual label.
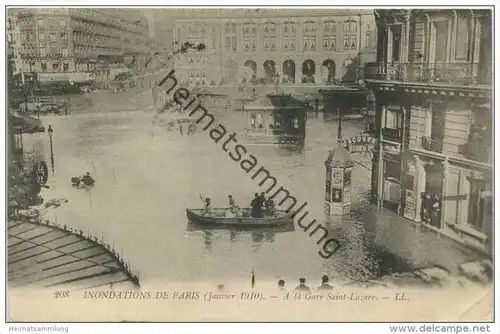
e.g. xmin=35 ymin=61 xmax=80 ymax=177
xmin=442 ymin=165 xmax=493 ymax=246
xmin=381 ymin=149 xmax=401 ymax=210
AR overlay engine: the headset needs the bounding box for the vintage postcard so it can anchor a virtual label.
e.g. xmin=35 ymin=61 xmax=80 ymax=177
xmin=4 ymin=4 xmax=495 ymax=325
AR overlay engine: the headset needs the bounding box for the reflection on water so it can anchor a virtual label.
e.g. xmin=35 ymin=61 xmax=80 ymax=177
xmin=28 ymin=91 xmax=484 ymax=284
xmin=187 ymin=220 xmax=294 ymax=253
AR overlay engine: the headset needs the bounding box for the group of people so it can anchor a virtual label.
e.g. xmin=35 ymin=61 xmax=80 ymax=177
xmin=250 ymin=192 xmax=275 ymax=218
xmin=278 ymin=276 xmax=334 ymax=292
xmin=198 ymin=192 xmax=276 ymax=218
xmin=199 ymin=194 xmax=241 ymax=217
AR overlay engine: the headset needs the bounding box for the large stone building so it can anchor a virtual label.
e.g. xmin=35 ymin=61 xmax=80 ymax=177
xmin=171 ymin=8 xmax=377 ymax=87
xmin=7 ymin=10 xmax=23 ymax=77
xmin=366 ymin=9 xmax=493 ymax=254
xmin=142 ymin=9 xmax=175 ymax=73
xmin=13 ymin=8 xmax=151 ymax=79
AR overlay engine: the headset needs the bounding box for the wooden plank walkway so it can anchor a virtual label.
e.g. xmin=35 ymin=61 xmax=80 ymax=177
xmin=7 ymin=220 xmax=139 ymax=290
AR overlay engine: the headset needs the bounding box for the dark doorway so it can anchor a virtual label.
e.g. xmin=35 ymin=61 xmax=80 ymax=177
xmin=264 ymin=60 xmax=276 ymax=83
xmin=282 ymin=60 xmax=295 ymax=84
xmin=322 ymin=59 xmax=336 ymax=85
xmin=424 ymin=164 xmax=443 ymax=228
xmin=244 ymin=60 xmax=257 ymax=84
xmin=302 ymin=59 xmax=315 ymax=83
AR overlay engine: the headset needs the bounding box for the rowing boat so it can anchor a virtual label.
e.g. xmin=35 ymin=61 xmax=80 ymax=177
xmin=186 ymin=208 xmax=294 ymax=228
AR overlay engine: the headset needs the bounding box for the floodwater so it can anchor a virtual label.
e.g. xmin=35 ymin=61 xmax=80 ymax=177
xmin=24 ymin=89 xmax=483 ymax=287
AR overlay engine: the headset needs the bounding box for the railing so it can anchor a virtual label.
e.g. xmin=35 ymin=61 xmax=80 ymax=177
xmin=382 ymin=127 xmax=401 ymax=142
xmin=421 ymin=136 xmax=443 ymax=153
xmin=364 ymin=62 xmax=491 ymax=86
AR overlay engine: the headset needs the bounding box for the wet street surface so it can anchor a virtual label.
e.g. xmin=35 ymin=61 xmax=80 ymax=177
xmin=24 ymin=89 xmax=486 ymax=286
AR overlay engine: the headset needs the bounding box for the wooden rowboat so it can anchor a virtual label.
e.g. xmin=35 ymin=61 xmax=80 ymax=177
xmin=186 ymin=208 xmax=294 ymax=228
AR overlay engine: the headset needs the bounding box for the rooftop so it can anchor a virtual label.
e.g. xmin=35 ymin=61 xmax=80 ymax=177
xmin=244 ymin=93 xmax=308 ymax=111
xmin=325 ymin=145 xmax=354 ymax=168
xmin=8 ymin=220 xmax=138 ymax=290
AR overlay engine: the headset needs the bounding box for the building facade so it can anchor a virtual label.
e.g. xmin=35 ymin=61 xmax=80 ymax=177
xmin=171 ymin=8 xmax=377 ymax=87
xmin=13 ymin=8 xmax=151 ymax=79
xmin=7 ymin=11 xmax=23 ymax=76
xmin=366 ymin=9 xmax=493 ymax=254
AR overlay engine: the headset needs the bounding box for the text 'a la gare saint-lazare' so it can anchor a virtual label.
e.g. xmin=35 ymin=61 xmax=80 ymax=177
xmin=157 ymin=69 xmax=342 ymax=259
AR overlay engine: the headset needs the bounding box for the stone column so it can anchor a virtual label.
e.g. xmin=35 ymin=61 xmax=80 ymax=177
xmin=295 ymin=62 xmax=301 ymax=84
xmin=401 ymin=12 xmax=411 ymax=62
xmin=440 ymin=158 xmax=449 ymax=228
xmin=413 ymin=155 xmax=426 ymax=222
xmin=450 ymin=11 xmax=458 ymax=62
xmin=469 ymin=10 xmax=476 ymax=65
xmin=424 ymin=13 xmax=431 ymax=63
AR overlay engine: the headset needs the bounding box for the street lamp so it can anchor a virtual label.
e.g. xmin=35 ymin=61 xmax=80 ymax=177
xmin=47 ymin=125 xmax=55 ymax=174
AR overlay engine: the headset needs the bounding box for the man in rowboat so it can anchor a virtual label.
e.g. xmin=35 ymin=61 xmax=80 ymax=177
xmin=250 ymin=193 xmax=263 ymax=218
xmin=225 ymin=195 xmax=240 ymax=218
xmin=199 ymin=193 xmax=212 ymax=215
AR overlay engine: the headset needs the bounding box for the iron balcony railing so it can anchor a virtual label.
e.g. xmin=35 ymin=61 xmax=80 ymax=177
xmin=364 ymin=62 xmax=492 ymax=86
xmin=421 ymin=136 xmax=443 ymax=153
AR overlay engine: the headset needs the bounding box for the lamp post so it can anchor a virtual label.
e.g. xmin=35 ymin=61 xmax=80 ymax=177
xmin=47 ymin=125 xmax=54 ymax=174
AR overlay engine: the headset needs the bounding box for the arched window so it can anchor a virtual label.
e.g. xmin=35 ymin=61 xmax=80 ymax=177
xmin=322 ymin=20 xmax=337 ymax=51
xmin=187 ymin=24 xmax=205 ymax=49
xmin=343 ymin=20 xmax=357 ymax=50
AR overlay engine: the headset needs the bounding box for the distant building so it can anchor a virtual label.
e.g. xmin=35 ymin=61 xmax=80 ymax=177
xmin=143 ymin=9 xmax=175 ymax=72
xmin=13 ymin=8 xmax=151 ymax=82
xmin=366 ymin=9 xmax=493 ymax=254
xmin=171 ymin=8 xmax=377 ymax=87
xmin=7 ymin=11 xmax=23 ymax=76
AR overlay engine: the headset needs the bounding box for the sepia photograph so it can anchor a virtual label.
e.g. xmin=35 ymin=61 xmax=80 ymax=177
xmin=3 ymin=3 xmax=495 ymax=325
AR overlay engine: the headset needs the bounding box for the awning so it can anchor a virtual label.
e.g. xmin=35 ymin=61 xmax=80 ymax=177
xmin=244 ymin=94 xmax=308 ymax=111
xmin=38 ymin=72 xmax=95 ymax=84
xmin=9 ymin=112 xmax=45 ymax=134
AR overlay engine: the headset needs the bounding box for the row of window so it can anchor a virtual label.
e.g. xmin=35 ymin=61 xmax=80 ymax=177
xmin=225 ymin=20 xmax=361 ymax=36
xmin=71 ymin=9 xmax=142 ymax=32
xmin=21 ymin=30 xmax=144 ymax=51
xmin=188 ymin=55 xmax=209 ymax=64
xmin=37 ymin=17 xmax=67 ymax=28
xmin=188 ymin=70 xmax=207 ymax=78
xmin=38 ymin=32 xmax=69 ymax=43
xmin=73 ymin=32 xmax=122 ymax=48
xmin=39 ymin=48 xmax=70 ymax=57
xmin=74 ymin=46 xmax=122 ymax=55
xmin=35 ymin=62 xmax=70 ymax=72
xmin=225 ymin=35 xmax=363 ymax=52
xmin=72 ymin=20 xmax=122 ymax=39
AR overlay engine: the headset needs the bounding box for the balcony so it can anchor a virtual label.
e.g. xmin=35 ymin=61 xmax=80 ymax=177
xmin=382 ymin=127 xmax=401 ymax=142
xmin=364 ymin=62 xmax=491 ymax=86
xmin=421 ymin=136 xmax=443 ymax=153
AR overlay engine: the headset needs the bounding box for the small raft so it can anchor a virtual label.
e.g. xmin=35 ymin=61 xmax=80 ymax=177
xmin=186 ymin=208 xmax=294 ymax=228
